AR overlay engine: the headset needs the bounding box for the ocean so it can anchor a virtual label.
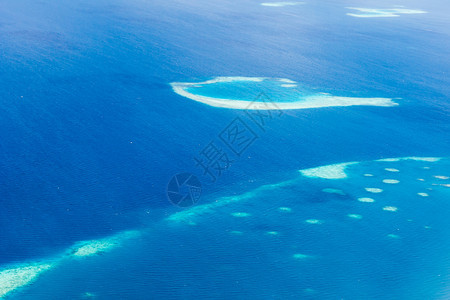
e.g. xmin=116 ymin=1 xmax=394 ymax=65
xmin=0 ymin=0 xmax=449 ymax=298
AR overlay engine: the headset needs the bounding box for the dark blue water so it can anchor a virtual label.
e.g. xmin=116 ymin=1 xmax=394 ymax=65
xmin=0 ymin=0 xmax=449 ymax=298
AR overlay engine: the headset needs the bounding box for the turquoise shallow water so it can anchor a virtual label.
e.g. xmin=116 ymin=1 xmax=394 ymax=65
xmin=184 ymin=78 xmax=317 ymax=102
xmin=7 ymin=157 xmax=450 ymax=299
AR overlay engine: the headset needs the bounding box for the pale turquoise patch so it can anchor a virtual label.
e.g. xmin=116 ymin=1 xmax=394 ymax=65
xmin=278 ymin=207 xmax=292 ymax=212
xmin=387 ymin=234 xmax=400 ymax=239
xmin=229 ymin=231 xmax=244 ymax=235
xmin=383 ymin=206 xmax=398 ymax=212
xmin=266 ymin=231 xmax=280 ymax=236
xmin=305 ymin=219 xmax=323 ymax=224
xmin=358 ymin=197 xmax=375 ymax=203
xmin=293 ymin=253 xmax=313 ymax=259
xmin=231 ymin=212 xmax=251 ymax=218
xmin=365 ymin=188 xmax=383 ymax=193
xmin=348 ymin=214 xmax=363 ymax=219
xmin=383 ymin=179 xmax=400 ymax=184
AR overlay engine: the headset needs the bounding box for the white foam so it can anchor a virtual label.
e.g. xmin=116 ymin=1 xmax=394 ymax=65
xmin=383 ymin=179 xmax=400 ymax=184
xmin=358 ymin=197 xmax=375 ymax=203
xmin=0 ymin=263 xmax=54 ymax=298
xmin=347 ymin=7 xmax=427 ymax=18
xmin=261 ymin=2 xmax=305 ymax=7
xmin=383 ymin=206 xmax=398 ymax=212
xmin=365 ymin=188 xmax=383 ymax=193
xmin=171 ymin=77 xmax=397 ymax=110
xmin=300 ymin=162 xmax=356 ymax=179
xmin=385 ymin=168 xmax=399 ymax=172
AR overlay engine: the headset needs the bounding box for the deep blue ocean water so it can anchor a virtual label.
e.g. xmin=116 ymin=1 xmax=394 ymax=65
xmin=0 ymin=0 xmax=449 ymax=298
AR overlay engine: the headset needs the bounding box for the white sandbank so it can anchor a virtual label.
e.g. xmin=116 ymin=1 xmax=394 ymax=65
xmin=347 ymin=7 xmax=427 ymax=18
xmin=365 ymin=188 xmax=383 ymax=193
xmin=0 ymin=263 xmax=54 ymax=298
xmin=376 ymin=157 xmax=441 ymax=162
xmin=0 ymin=230 xmax=141 ymax=298
xmin=383 ymin=206 xmax=398 ymax=212
xmin=261 ymin=2 xmax=305 ymax=7
xmin=300 ymin=162 xmax=357 ymax=179
xmin=383 ymin=179 xmax=400 ymax=184
xmin=358 ymin=197 xmax=375 ymax=203
xmin=301 ymin=157 xmax=442 ymax=180
xmin=70 ymin=231 xmax=141 ymax=257
xmin=171 ymin=77 xmax=397 ymax=110
xmin=417 ymin=192 xmax=429 ymax=197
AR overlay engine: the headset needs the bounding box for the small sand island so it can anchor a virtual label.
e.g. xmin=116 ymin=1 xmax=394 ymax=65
xmin=171 ymin=77 xmax=398 ymax=110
